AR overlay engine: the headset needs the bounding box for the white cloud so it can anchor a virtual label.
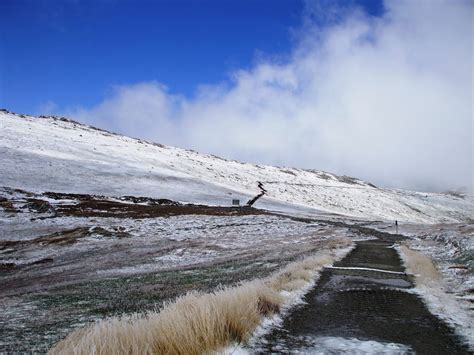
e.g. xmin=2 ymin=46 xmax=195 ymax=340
xmin=63 ymin=0 xmax=473 ymax=192
xmin=37 ymin=100 xmax=58 ymax=115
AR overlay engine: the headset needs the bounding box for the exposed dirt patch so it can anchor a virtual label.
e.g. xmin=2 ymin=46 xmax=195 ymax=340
xmin=24 ymin=199 xmax=54 ymax=214
xmin=0 ymin=190 xmax=267 ymax=219
xmin=334 ymin=174 xmax=364 ymax=185
xmin=56 ymin=199 xmax=265 ymax=218
xmin=42 ymin=191 xmax=177 ymax=205
xmin=0 ymin=263 xmax=16 ymax=270
xmin=445 ymin=191 xmax=466 ymax=199
xmin=30 ymin=258 xmax=54 ymax=265
xmin=0 ymin=196 xmax=16 ymax=213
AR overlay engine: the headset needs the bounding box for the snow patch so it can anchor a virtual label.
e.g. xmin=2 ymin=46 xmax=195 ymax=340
xmin=288 ymin=336 xmax=412 ymax=354
xmin=1 ymin=112 xmax=472 ymax=223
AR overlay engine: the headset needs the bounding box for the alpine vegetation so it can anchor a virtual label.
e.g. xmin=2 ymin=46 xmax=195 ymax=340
xmin=2 ymin=0 xmax=473 ymax=353
xmin=49 ymin=238 xmax=352 ymax=354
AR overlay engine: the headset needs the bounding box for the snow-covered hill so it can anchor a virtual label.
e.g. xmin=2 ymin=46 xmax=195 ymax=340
xmin=0 ymin=109 xmax=472 ymax=223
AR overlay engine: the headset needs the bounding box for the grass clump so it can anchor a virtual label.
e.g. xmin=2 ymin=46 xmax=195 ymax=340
xmin=49 ymin=237 xmax=352 ymax=354
xmin=399 ymin=245 xmax=440 ymax=284
xmin=49 ymin=281 xmax=281 ymax=355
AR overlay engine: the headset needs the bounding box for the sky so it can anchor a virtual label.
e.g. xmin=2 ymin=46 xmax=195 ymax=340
xmin=0 ymin=0 xmax=472 ymax=192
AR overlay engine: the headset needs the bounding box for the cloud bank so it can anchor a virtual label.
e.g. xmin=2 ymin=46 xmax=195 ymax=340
xmin=63 ymin=0 xmax=472 ymax=192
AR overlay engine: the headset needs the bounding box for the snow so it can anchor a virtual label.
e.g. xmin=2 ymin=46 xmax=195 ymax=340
xmin=1 ymin=110 xmax=472 ymax=353
xmin=394 ymin=224 xmax=474 ymax=350
xmin=275 ymin=336 xmax=412 ymax=354
xmin=0 ymin=190 xmax=354 ymax=288
xmin=1 ymin=111 xmax=472 ymax=223
xmin=405 ymin=286 xmax=473 ymax=351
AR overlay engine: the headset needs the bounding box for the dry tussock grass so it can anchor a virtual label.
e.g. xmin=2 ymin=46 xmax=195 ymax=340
xmin=50 ymin=282 xmax=280 ymax=355
xmin=49 ymin=237 xmax=352 ymax=355
xmin=399 ymin=245 xmax=440 ymax=284
xmin=268 ymin=258 xmax=323 ymax=291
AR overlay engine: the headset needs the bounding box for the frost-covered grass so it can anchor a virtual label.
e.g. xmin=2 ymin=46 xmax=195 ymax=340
xmin=0 ymin=199 xmax=356 ymax=352
xmin=49 ymin=238 xmax=352 ymax=354
xmin=1 ymin=209 xmax=345 ymax=290
xmin=49 ymin=281 xmax=281 ymax=355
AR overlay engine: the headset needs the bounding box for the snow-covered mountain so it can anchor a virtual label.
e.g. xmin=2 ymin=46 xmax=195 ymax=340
xmin=0 ymin=109 xmax=472 ymax=223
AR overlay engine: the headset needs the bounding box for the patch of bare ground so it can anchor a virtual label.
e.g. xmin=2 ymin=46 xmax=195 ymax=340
xmin=24 ymin=198 xmax=54 ymax=213
xmin=0 ymin=196 xmax=16 ymax=213
xmin=0 ymin=188 xmax=267 ymax=218
xmin=55 ymin=199 xmax=265 ymax=218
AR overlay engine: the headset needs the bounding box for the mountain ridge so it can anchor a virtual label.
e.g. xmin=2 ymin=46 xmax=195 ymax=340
xmin=1 ymin=109 xmax=472 ymax=223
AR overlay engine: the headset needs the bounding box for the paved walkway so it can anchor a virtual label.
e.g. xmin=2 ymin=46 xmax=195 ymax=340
xmin=253 ymin=239 xmax=469 ymax=354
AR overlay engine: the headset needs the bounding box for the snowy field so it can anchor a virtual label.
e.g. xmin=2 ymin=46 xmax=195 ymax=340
xmin=1 ymin=187 xmax=351 ymax=293
xmin=1 ymin=110 xmax=473 ymax=352
xmin=1 ymin=110 xmax=472 ymax=223
xmin=2 ymin=186 xmax=472 ymax=352
xmin=0 ymin=187 xmax=357 ymax=352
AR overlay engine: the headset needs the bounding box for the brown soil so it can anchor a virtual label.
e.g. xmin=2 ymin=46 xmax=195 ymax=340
xmin=1 ymin=189 xmax=267 ymax=219
xmin=55 ymin=199 xmax=265 ymax=218
xmin=24 ymin=199 xmax=54 ymax=213
xmin=0 ymin=197 xmax=16 ymax=213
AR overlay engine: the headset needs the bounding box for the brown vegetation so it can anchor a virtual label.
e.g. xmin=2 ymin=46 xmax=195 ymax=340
xmin=49 ymin=238 xmax=352 ymax=354
xmin=398 ymin=245 xmax=440 ymax=283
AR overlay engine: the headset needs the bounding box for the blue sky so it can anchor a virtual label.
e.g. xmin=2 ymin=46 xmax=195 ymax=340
xmin=0 ymin=0 xmax=383 ymax=114
xmin=1 ymin=0 xmax=470 ymax=191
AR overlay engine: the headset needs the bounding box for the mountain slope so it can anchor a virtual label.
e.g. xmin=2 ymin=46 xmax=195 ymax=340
xmin=0 ymin=110 xmax=472 ymax=223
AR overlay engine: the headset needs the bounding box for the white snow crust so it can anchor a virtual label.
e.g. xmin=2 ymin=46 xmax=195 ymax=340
xmin=1 ymin=111 xmax=472 ymax=223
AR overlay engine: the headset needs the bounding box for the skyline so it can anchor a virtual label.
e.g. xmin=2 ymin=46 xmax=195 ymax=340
xmin=1 ymin=0 xmax=472 ymax=192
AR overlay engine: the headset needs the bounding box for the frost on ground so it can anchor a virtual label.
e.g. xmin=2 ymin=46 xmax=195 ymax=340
xmin=1 ymin=111 xmax=473 ymax=352
xmin=1 ymin=188 xmax=473 ymax=352
xmin=0 ymin=188 xmax=358 ymax=352
xmin=235 ymin=336 xmax=413 ymax=354
xmin=1 ymin=110 xmax=472 ymax=223
xmin=50 ymin=241 xmax=353 ymax=354
xmin=395 ymin=223 xmax=474 ymax=350
xmin=229 ymin=243 xmax=354 ymax=354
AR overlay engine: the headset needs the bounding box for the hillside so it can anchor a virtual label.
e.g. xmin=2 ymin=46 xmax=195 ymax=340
xmin=0 ymin=109 xmax=472 ymax=223
xmin=1 ymin=109 xmax=473 ymax=352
